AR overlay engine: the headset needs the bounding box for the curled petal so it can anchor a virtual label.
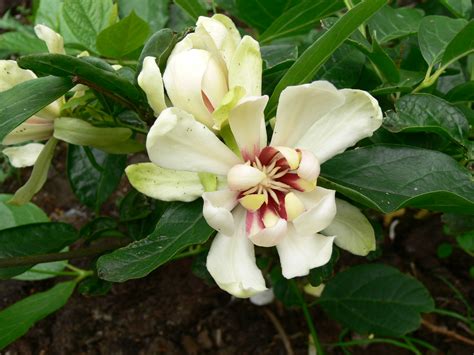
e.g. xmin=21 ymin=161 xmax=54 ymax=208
xmin=2 ymin=117 xmax=54 ymax=145
xmin=0 ymin=60 xmax=37 ymax=92
xmin=293 ymin=187 xmax=336 ymax=235
xmin=34 ymin=24 xmax=65 ymax=54
xmin=203 ymin=189 xmax=239 ymax=236
xmin=146 ymin=107 xmax=240 ymax=175
xmin=276 ymin=226 xmax=335 ymax=279
xmin=138 ymin=56 xmax=167 ymax=116
xmin=249 ymin=216 xmax=287 ymax=247
xmin=125 ymin=163 xmax=204 ymax=202
xmin=227 ymin=164 xmax=265 ymax=191
xmin=229 ymin=36 xmax=262 ymax=96
xmin=207 ymin=207 xmax=267 ymax=298
xmin=2 ymin=143 xmax=44 ymax=168
xmin=297 ymin=150 xmax=320 ymax=181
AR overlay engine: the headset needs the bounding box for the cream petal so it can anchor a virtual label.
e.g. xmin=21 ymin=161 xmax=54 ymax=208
xmin=228 ymin=95 xmax=268 ymax=161
xmin=146 ymin=107 xmax=240 ymax=175
xmin=323 ymin=198 xmax=376 ymax=256
xmin=297 ymin=149 xmax=320 ymax=181
xmin=163 ymin=49 xmax=224 ymax=127
xmin=249 ymin=217 xmax=287 ymax=247
xmin=2 ymin=143 xmax=44 ymax=168
xmin=227 ymin=163 xmax=266 ymax=191
xmin=212 ymin=14 xmax=241 ymax=64
xmin=249 ymin=288 xmax=275 ymax=306
xmin=125 ymin=163 xmax=204 ymax=202
xmin=34 ymin=24 xmax=65 ymax=54
xmin=201 ymin=53 xmax=229 ymax=112
xmin=229 ymin=36 xmax=262 ymax=96
xmin=276 ymin=226 xmax=335 ymax=279
xmin=0 ymin=60 xmax=37 ymax=92
xmin=207 ymin=207 xmax=267 ymax=298
xmin=271 ymin=81 xmax=345 ymax=148
xmin=2 ymin=116 xmax=54 ymax=145
xmin=202 ymin=189 xmax=239 ymax=236
xmin=137 ymin=56 xmax=167 ymax=116
xmin=295 ymin=88 xmax=383 ymax=163
xmin=293 ymin=187 xmax=337 ymax=235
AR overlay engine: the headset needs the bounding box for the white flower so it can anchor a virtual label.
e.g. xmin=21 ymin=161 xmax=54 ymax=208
xmin=137 ymin=14 xmax=262 ymax=129
xmin=127 ymin=80 xmax=383 ymax=298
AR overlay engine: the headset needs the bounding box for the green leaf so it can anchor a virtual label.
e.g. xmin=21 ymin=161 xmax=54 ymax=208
xmin=368 ymin=5 xmax=423 ymax=44
xmin=442 ymin=213 xmax=474 ymax=236
xmin=266 ymin=0 xmax=386 ymax=116
xmin=10 ymin=138 xmax=58 ymax=205
xmin=18 ymin=54 xmax=144 ymax=106
xmin=384 ymin=94 xmax=470 ymax=145
xmin=173 ymin=0 xmax=206 ymax=21
xmin=457 ymin=231 xmax=474 ymax=254
xmin=440 ymin=0 xmax=472 ymax=19
xmin=0 ymin=76 xmax=73 ymax=142
xmin=270 ymin=267 xmax=300 ymax=307
xmin=137 ymin=29 xmax=179 ymax=74
xmin=67 ymin=145 xmax=126 ymax=210
xmin=261 ymin=44 xmax=298 ymax=70
xmin=14 ymin=248 xmax=68 ymax=281
xmin=60 ymin=0 xmax=116 ymax=52
xmin=0 ymin=281 xmax=75 ymax=350
xmin=320 ymin=264 xmax=434 ymax=337
xmin=0 ymin=222 xmax=77 ymax=279
xmin=97 ymin=200 xmax=214 ymax=282
xmin=418 ymin=16 xmax=467 ymax=67
xmin=0 ymin=31 xmax=48 ymax=55
xmin=320 ymin=145 xmax=474 ymax=214
xmin=96 ymin=11 xmax=150 ymax=58
xmin=445 ymin=80 xmax=474 ymax=102
xmin=259 ymin=0 xmax=344 ymax=44
xmin=441 ymin=21 xmax=474 ymax=68
xmin=236 ymin=0 xmax=294 ymax=32
xmin=437 ymin=242 xmax=453 ymax=259
xmin=118 ymin=0 xmax=169 ymax=33
xmin=35 ymin=0 xmax=63 ymax=30
xmin=0 ymin=194 xmax=48 ymax=230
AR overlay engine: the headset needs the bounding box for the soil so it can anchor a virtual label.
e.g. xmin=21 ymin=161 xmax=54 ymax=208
xmin=1 ymin=143 xmax=473 ymax=354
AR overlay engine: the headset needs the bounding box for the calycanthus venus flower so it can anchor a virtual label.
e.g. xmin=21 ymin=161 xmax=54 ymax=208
xmin=128 ymin=15 xmax=383 ymax=298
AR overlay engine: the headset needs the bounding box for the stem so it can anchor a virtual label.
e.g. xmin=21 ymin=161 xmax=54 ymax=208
xmin=404 ymin=336 xmax=437 ymax=351
xmin=291 ymin=280 xmax=324 ymax=354
xmin=433 ymin=308 xmax=473 ymax=325
xmin=27 ymin=268 xmax=77 ymax=277
xmin=0 ymin=238 xmax=131 ymax=268
xmin=402 ymin=336 xmax=422 ymax=355
xmin=171 ymin=246 xmax=206 ymax=261
xmin=328 ymin=338 xmax=419 ymax=353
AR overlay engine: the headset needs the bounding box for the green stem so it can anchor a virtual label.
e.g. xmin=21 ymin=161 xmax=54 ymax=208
xmin=404 ymin=336 xmax=437 ymax=351
xmin=402 ymin=336 xmax=422 ymax=355
xmin=28 ymin=268 xmax=77 ymax=277
xmin=328 ymin=338 xmax=419 ymax=353
xmin=172 ymin=246 xmax=206 ymax=261
xmin=291 ymin=280 xmax=324 ymax=354
xmin=432 ymin=308 xmax=473 ymax=325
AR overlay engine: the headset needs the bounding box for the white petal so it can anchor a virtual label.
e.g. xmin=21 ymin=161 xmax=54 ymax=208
xmin=138 ymin=56 xmax=167 ymax=116
xmin=297 ymin=150 xmax=320 ymax=181
xmin=271 ymin=81 xmax=345 ymax=148
xmin=323 ymin=199 xmax=376 ymax=256
xmin=293 ymin=187 xmax=337 ymax=235
xmin=2 ymin=116 xmax=54 ymax=145
xmin=212 ymin=14 xmax=241 ymax=64
xmin=34 ymin=24 xmax=65 ymax=54
xmin=207 ymin=207 xmax=267 ymax=298
xmin=203 ymin=189 xmax=239 ymax=236
xmin=250 ymin=288 xmax=275 ymax=306
xmin=227 ymin=163 xmax=265 ymax=191
xmin=0 ymin=60 xmax=36 ymax=92
xmin=228 ymin=96 xmax=268 ymax=160
xmin=295 ymin=88 xmax=383 ymax=163
xmin=229 ymin=36 xmax=262 ymax=96
xmin=201 ymin=53 xmax=229 ymax=113
xmin=276 ymin=226 xmax=335 ymax=279
xmin=146 ymin=107 xmax=240 ymax=175
xmin=125 ymin=163 xmax=204 ymax=202
xmin=249 ymin=218 xmax=287 ymax=247
xmin=2 ymin=143 xmax=44 ymax=168
xmin=163 ymin=49 xmax=226 ymax=127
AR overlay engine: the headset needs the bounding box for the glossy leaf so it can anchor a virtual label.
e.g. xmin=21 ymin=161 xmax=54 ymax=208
xmin=236 ymin=0 xmax=296 ymax=32
xmin=97 ymin=200 xmax=214 ymax=282
xmin=445 ymin=80 xmax=474 ymax=102
xmin=118 ymin=0 xmax=169 ymax=33
xmin=18 ymin=54 xmax=145 ymax=106
xmin=320 ymin=264 xmax=434 ymax=336
xmin=266 ymin=0 xmax=386 ymax=116
xmin=0 ymin=281 xmax=75 ymax=350
xmin=0 ymin=31 xmax=47 ymax=55
xmin=440 ymin=0 xmax=472 ymax=19
xmin=0 ymin=222 xmax=77 ymax=279
xmin=384 ymin=94 xmax=470 ymax=145
xmin=259 ymin=0 xmax=344 ymax=44
xmin=137 ymin=29 xmax=179 ymax=74
xmin=0 ymin=194 xmax=48 ymax=230
xmin=320 ymin=145 xmax=474 ymax=214
xmin=441 ymin=21 xmax=474 ymax=68
xmin=35 ymin=0 xmax=62 ymax=30
xmin=261 ymin=44 xmax=298 ymax=70
xmin=0 ymin=76 xmax=73 ymax=143
xmin=418 ymin=16 xmax=467 ymax=67
xmin=67 ymin=145 xmax=126 ymax=210
xmin=60 ymin=0 xmax=116 ymax=52
xmin=368 ymin=5 xmax=423 ymax=44
xmin=173 ymin=0 xmax=207 ymax=20
xmin=97 ymin=11 xmax=150 ymax=58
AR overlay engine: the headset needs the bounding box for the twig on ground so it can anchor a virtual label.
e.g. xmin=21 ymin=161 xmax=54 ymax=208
xmin=263 ymin=308 xmax=295 ymax=355
xmin=421 ymin=318 xmax=474 ymax=346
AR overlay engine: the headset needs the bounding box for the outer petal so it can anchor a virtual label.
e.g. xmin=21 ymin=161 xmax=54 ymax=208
xmin=229 ymin=36 xmax=262 ymax=96
xmin=0 ymin=60 xmax=37 ymax=92
xmin=2 ymin=143 xmax=44 ymax=168
xmin=138 ymin=56 xmax=167 ymax=116
xmin=163 ymin=49 xmax=227 ymax=127
xmin=228 ymin=95 xmax=268 ymax=161
xmin=207 ymin=207 xmax=267 ymax=298
xmin=249 ymin=217 xmax=287 ymax=247
xmin=271 ymin=81 xmax=345 ymax=148
xmin=203 ymin=189 xmax=239 ymax=236
xmin=125 ymin=163 xmax=204 ymax=202
xmin=2 ymin=116 xmax=54 ymax=145
xmin=323 ymin=198 xmax=376 ymax=256
xmin=293 ymin=187 xmax=336 ymax=235
xmin=276 ymin=226 xmax=335 ymax=279
xmin=295 ymin=88 xmax=383 ymax=163
xmin=146 ymin=107 xmax=240 ymax=175
xmin=34 ymin=24 xmax=65 ymax=54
